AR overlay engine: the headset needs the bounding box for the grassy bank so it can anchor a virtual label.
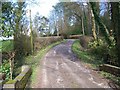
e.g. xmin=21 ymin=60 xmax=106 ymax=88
xmin=72 ymin=40 xmax=120 ymax=87
xmin=24 ymin=40 xmax=66 ymax=87
xmin=72 ymin=40 xmax=103 ymax=69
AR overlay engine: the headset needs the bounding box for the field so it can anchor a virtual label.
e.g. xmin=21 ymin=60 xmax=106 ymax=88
xmin=0 ymin=40 xmax=14 ymax=52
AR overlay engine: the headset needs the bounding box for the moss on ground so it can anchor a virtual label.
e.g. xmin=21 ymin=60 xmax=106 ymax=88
xmin=6 ymin=79 xmax=16 ymax=84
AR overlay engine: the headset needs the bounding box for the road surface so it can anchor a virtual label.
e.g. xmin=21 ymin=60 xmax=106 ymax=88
xmin=33 ymin=39 xmax=112 ymax=88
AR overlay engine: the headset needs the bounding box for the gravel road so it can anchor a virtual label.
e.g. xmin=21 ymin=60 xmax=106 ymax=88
xmin=33 ymin=39 xmax=112 ymax=89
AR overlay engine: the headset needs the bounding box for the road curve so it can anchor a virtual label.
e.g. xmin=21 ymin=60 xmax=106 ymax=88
xmin=33 ymin=39 xmax=112 ymax=88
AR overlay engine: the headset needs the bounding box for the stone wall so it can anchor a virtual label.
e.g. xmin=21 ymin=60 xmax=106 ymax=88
xmin=99 ymin=64 xmax=120 ymax=76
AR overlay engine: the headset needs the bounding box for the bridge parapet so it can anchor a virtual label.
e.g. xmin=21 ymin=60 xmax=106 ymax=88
xmin=2 ymin=65 xmax=32 ymax=90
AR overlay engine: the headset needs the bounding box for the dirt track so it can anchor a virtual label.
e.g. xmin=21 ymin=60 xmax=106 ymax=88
xmin=33 ymin=39 xmax=112 ymax=88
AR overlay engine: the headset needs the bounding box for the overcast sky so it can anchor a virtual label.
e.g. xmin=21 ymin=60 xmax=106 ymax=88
xmin=26 ymin=0 xmax=59 ymax=18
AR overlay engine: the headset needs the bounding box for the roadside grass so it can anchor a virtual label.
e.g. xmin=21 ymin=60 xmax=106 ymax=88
xmin=23 ymin=40 xmax=66 ymax=86
xmin=1 ymin=39 xmax=66 ymax=85
xmin=72 ymin=40 xmax=120 ymax=87
xmin=72 ymin=40 xmax=103 ymax=69
xmin=0 ymin=40 xmax=14 ymax=52
xmin=100 ymin=71 xmax=120 ymax=86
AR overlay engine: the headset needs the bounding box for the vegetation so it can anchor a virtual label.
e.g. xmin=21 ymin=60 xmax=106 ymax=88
xmin=100 ymin=71 xmax=120 ymax=86
xmin=0 ymin=60 xmax=10 ymax=80
xmin=1 ymin=39 xmax=65 ymax=83
xmin=0 ymin=40 xmax=13 ymax=52
xmin=1 ymin=0 xmax=120 ymax=87
xmin=90 ymin=2 xmax=120 ymax=66
xmin=3 ymin=40 xmax=13 ymax=52
xmin=110 ymin=2 xmax=120 ymax=67
xmin=72 ymin=40 xmax=104 ymax=68
xmin=72 ymin=40 xmax=120 ymax=86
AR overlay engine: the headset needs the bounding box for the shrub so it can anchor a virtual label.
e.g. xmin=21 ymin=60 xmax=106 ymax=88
xmin=88 ymin=39 xmax=108 ymax=62
xmin=79 ymin=36 xmax=93 ymax=49
xmin=107 ymin=45 xmax=118 ymax=66
xmin=88 ymin=38 xmax=118 ymax=66
xmin=0 ymin=60 xmax=10 ymax=80
xmin=34 ymin=36 xmax=63 ymax=51
xmin=88 ymin=39 xmax=104 ymax=48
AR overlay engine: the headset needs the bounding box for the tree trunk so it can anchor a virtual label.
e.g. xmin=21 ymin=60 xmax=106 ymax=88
xmin=29 ymin=10 xmax=33 ymax=54
xmin=111 ymin=2 xmax=120 ymax=66
xmin=90 ymin=2 xmax=111 ymax=45
xmin=8 ymin=51 xmax=15 ymax=80
xmin=87 ymin=3 xmax=92 ymax=35
xmin=81 ymin=17 xmax=85 ymax=35
xmin=91 ymin=8 xmax=97 ymax=40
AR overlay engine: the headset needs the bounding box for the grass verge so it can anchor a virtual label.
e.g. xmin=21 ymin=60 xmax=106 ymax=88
xmin=72 ymin=40 xmax=103 ymax=69
xmin=72 ymin=40 xmax=120 ymax=87
xmin=100 ymin=71 xmax=120 ymax=86
xmin=24 ymin=39 xmax=66 ymax=87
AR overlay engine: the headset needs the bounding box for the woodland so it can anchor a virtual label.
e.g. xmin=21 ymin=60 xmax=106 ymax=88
xmin=0 ymin=0 xmax=120 ymax=87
